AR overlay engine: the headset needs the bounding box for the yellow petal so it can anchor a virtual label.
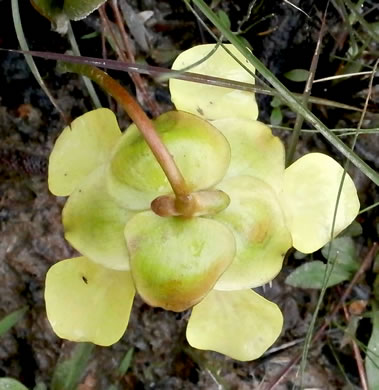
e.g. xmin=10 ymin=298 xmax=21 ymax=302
xmin=211 ymin=118 xmax=285 ymax=191
xmin=45 ymin=257 xmax=135 ymax=346
xmin=170 ymin=44 xmax=258 ymax=121
xmin=187 ymin=289 xmax=283 ymax=361
xmin=63 ymin=166 xmax=134 ymax=270
xmin=48 ymin=108 xmax=121 ymax=196
xmin=108 ymin=111 xmax=230 ymax=210
xmin=124 ymin=211 xmax=236 ymax=311
xmin=213 ymin=176 xmax=292 ymax=290
xmin=283 ymin=153 xmax=360 ymax=253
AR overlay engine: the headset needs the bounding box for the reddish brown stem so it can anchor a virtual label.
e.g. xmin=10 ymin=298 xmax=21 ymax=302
xmin=61 ymin=62 xmax=189 ymax=198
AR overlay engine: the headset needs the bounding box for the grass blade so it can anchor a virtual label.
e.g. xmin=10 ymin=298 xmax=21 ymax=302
xmin=0 ymin=378 xmax=28 ymax=390
xmin=190 ymin=0 xmax=379 ymax=186
xmin=0 ymin=306 xmax=28 ymax=337
xmin=51 ymin=343 xmax=94 ymax=390
xmin=11 ymin=0 xmax=68 ymax=123
xmin=116 ymin=347 xmax=134 ymax=377
xmin=67 ymin=22 xmax=102 ymax=109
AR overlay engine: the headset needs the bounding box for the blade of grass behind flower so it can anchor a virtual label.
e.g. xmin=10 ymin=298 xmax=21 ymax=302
xmin=51 ymin=343 xmax=94 ymax=390
xmin=189 ymin=0 xmax=379 ymax=186
xmin=11 ymin=0 xmax=68 ymax=124
xmin=0 ymin=306 xmax=28 ymax=337
xmin=107 ymin=347 xmax=134 ymax=390
xmin=298 ymin=58 xmax=379 ymax=389
xmin=67 ymin=22 xmax=102 ymax=108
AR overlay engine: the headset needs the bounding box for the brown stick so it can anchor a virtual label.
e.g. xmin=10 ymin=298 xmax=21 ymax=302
xmin=342 ymin=304 xmax=368 ymax=390
xmin=101 ymin=1 xmax=160 ymax=117
xmin=286 ymin=7 xmax=327 ymax=166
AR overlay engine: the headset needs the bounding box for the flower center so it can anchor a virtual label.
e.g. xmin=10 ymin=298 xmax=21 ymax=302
xmin=151 ymin=190 xmax=230 ymax=218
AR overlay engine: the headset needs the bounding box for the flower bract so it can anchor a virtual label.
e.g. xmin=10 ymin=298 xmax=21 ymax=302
xmin=45 ymin=44 xmax=360 ymax=361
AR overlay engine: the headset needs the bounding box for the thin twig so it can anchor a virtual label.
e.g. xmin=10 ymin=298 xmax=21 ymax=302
xmin=286 ymin=5 xmax=328 ymax=165
xmin=359 ymin=201 xmax=379 ymax=215
xmin=99 ymin=10 xmax=115 ymax=110
xmin=4 ymin=48 xmax=365 ymax=113
xmin=313 ymin=70 xmax=376 ymax=83
xmin=104 ymin=1 xmax=160 ymax=117
xmin=342 ymin=304 xmax=368 ymax=390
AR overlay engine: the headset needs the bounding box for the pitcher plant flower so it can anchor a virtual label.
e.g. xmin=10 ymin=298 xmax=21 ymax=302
xmin=45 ymin=44 xmax=360 ymax=361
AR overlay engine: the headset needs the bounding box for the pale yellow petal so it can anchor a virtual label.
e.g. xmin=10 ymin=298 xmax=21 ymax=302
xmin=211 ymin=118 xmax=285 ymax=191
xmin=45 ymin=257 xmax=135 ymax=346
xmin=124 ymin=211 xmax=236 ymax=312
xmin=63 ymin=166 xmax=133 ymax=270
xmin=213 ymin=176 xmax=292 ymax=290
xmin=170 ymin=44 xmax=258 ymax=121
xmin=282 ymin=153 xmax=360 ymax=253
xmin=187 ymin=289 xmax=283 ymax=361
xmin=48 ymin=108 xmax=121 ymax=196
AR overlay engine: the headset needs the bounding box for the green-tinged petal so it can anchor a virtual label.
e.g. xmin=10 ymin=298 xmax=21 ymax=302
xmin=49 ymin=108 xmax=122 ymax=196
xmin=213 ymin=176 xmax=292 ymax=290
xmin=283 ymin=153 xmax=360 ymax=253
xmin=124 ymin=211 xmax=236 ymax=311
xmin=211 ymin=118 xmax=285 ymax=190
xmin=187 ymin=289 xmax=283 ymax=361
xmin=45 ymin=257 xmax=135 ymax=346
xmin=108 ymin=111 xmax=230 ymax=210
xmin=170 ymin=44 xmax=258 ymax=121
xmin=63 ymin=166 xmax=133 ymax=270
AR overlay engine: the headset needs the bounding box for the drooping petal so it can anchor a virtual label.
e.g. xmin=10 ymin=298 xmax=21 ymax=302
xmin=48 ymin=108 xmax=122 ymax=196
xmin=63 ymin=166 xmax=134 ymax=270
xmin=211 ymin=118 xmax=285 ymax=191
xmin=108 ymin=111 xmax=231 ymax=210
xmin=282 ymin=153 xmax=360 ymax=253
xmin=170 ymin=44 xmax=258 ymax=121
xmin=124 ymin=211 xmax=236 ymax=312
xmin=187 ymin=289 xmax=283 ymax=361
xmin=212 ymin=176 xmax=292 ymax=290
xmin=45 ymin=257 xmax=135 ymax=346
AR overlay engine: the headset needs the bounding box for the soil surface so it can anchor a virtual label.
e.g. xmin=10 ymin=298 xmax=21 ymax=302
xmin=0 ymin=0 xmax=378 ymax=389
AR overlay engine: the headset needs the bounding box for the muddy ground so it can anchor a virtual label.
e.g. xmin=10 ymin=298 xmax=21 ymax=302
xmin=0 ymin=0 xmax=378 ymax=389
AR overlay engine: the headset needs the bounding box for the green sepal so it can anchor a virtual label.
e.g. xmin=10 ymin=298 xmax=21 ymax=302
xmin=108 ymin=111 xmax=231 ymax=210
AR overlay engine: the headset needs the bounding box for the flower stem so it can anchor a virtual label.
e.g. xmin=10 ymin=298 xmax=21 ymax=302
xmin=59 ymin=61 xmax=190 ymax=197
